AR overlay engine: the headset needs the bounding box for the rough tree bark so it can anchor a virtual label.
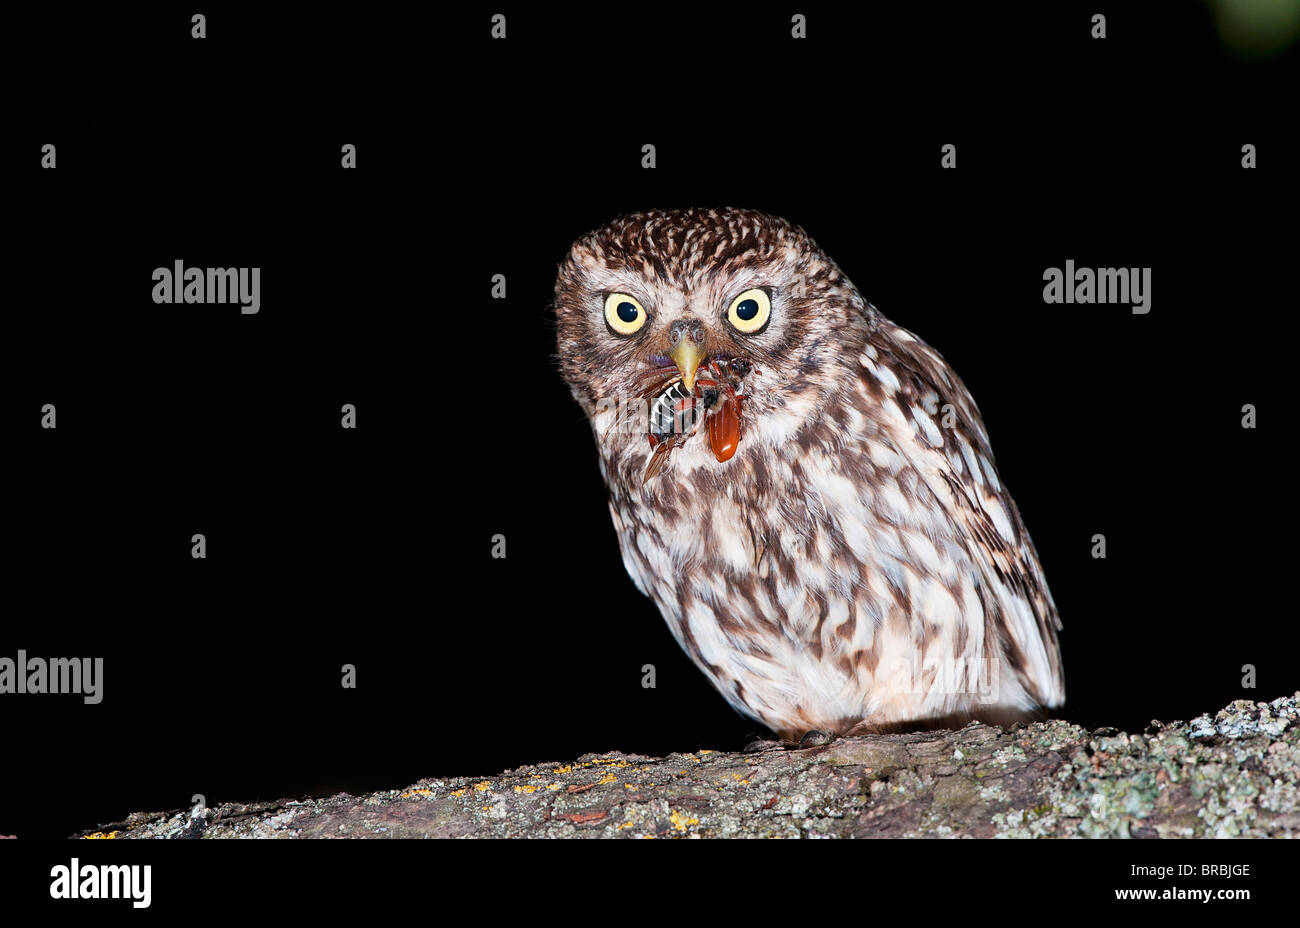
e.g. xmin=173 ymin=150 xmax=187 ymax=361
xmin=77 ymin=693 xmax=1299 ymax=839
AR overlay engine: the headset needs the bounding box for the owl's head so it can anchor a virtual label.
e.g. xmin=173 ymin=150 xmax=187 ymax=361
xmin=554 ymin=207 xmax=874 ymax=480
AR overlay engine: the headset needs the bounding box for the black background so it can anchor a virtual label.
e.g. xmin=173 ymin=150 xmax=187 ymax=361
xmin=5 ymin=3 xmax=1295 ymax=842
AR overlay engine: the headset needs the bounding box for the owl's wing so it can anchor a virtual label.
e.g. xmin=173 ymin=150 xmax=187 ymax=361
xmin=861 ymin=315 xmax=1065 ymax=708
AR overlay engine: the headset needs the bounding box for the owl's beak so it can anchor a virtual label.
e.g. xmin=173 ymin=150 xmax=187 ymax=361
xmin=670 ymin=339 xmax=705 ymax=393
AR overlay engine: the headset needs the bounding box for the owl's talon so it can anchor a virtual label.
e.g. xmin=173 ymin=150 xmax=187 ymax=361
xmin=745 ymin=732 xmax=832 ymax=752
xmin=798 ymin=729 xmax=834 ymax=748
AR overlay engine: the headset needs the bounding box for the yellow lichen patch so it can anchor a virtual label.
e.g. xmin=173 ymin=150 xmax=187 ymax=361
xmin=572 ymin=758 xmax=633 ymax=769
xmin=514 ymin=784 xmax=538 ymax=794
xmin=473 ymin=781 xmax=492 ymax=792
xmin=597 ymin=772 xmax=618 ymax=785
xmin=553 ymin=765 xmax=573 ymax=774
xmin=624 ymin=783 xmax=638 ymax=790
xmin=83 ymin=831 xmax=118 ymax=840
xmin=698 ymin=749 xmax=714 ymax=755
xmin=669 ymin=810 xmax=699 ymax=833
xmin=450 ymin=788 xmax=467 ymax=798
xmin=547 ymin=782 xmax=562 ymax=791
xmin=731 ymin=774 xmax=751 ymax=785
xmin=399 ymin=788 xmax=433 ymax=798
xmin=617 ymin=821 xmax=634 ymax=830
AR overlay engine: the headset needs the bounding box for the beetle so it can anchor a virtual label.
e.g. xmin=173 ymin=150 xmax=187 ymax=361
xmin=638 ymin=356 xmax=757 ymax=481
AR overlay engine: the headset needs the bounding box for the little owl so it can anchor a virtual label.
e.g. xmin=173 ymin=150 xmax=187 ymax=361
xmin=554 ymin=207 xmax=1064 ymax=744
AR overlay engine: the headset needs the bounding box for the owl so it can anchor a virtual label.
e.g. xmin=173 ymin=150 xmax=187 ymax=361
xmin=554 ymin=207 xmax=1064 ymax=744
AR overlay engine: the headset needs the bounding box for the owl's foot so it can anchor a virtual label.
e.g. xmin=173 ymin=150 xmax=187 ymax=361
xmin=798 ymin=729 xmax=835 ymax=748
xmin=743 ymin=729 xmax=836 ymax=753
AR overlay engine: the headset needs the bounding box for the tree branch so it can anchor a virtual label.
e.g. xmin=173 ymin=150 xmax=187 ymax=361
xmin=77 ymin=692 xmax=1300 ymax=839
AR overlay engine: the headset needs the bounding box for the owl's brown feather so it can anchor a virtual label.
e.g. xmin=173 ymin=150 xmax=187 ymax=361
xmin=859 ymin=319 xmax=1065 ymax=713
xmin=554 ymin=207 xmax=1064 ymax=739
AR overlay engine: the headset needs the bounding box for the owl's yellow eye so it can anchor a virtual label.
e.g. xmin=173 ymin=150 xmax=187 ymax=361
xmin=727 ymin=288 xmax=771 ymax=334
xmin=604 ymin=293 xmax=648 ymax=335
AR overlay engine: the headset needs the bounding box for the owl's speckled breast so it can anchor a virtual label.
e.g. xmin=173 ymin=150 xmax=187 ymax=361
xmin=603 ymin=373 xmax=1036 ymax=739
